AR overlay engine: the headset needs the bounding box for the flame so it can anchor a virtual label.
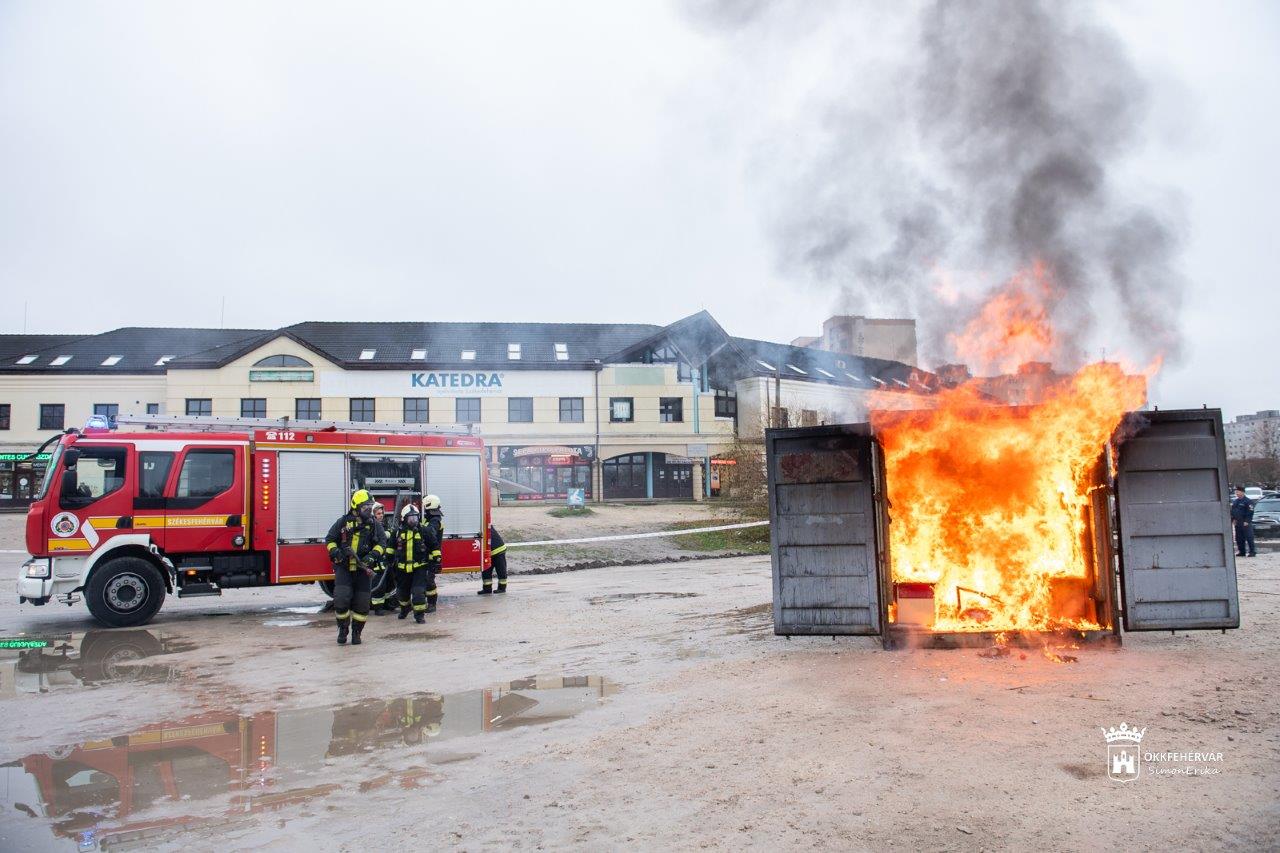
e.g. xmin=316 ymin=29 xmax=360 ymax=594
xmin=872 ymin=265 xmax=1148 ymax=633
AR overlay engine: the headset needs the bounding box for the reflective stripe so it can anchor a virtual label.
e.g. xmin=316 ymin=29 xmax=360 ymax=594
xmin=413 ymin=604 xmax=426 ymax=611
xmin=326 ymin=542 xmax=338 ymax=551
xmin=430 ymin=550 xmax=441 ymax=559
xmin=351 ymin=613 xmax=368 ymax=623
xmin=491 ymin=545 xmax=507 ymax=556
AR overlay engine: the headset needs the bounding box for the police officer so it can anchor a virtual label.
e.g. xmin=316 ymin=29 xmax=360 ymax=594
xmin=1231 ymin=486 xmax=1257 ymax=558
xmin=478 ymin=524 xmax=508 ymax=595
xmin=393 ymin=504 xmax=438 ymax=622
xmin=324 ymin=489 xmax=386 ymax=645
xmin=421 ymin=494 xmax=444 ymax=612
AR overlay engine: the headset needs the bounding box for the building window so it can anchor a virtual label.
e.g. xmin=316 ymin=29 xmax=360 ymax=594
xmin=186 ymin=398 xmax=212 ymax=417
xmin=93 ymin=403 xmax=119 ymax=427
xmin=40 ymin=404 xmax=65 ymax=430
xmin=146 ymin=403 xmax=161 ymax=415
xmin=771 ymin=407 xmax=790 ymax=429
xmin=350 ymin=398 xmax=375 ymax=422
xmin=508 ymin=397 xmax=533 ymax=423
xmin=0 ymin=404 xmax=9 ymax=430
xmin=559 ymin=397 xmax=584 ymax=423
xmin=457 ymin=398 xmax=481 ymax=423
xmin=296 ymin=398 xmax=321 ymax=420
xmin=404 ymin=397 xmax=430 ymax=423
xmin=609 ymin=398 xmax=634 ymax=423
xmin=508 ymin=343 xmax=521 ymax=360
xmin=714 ymin=390 xmax=737 ymax=419
xmin=659 ymin=397 xmax=683 ymax=423
xmin=240 ymin=398 xmax=266 ymax=418
xmin=800 ymin=409 xmax=819 ymax=427
xmin=253 ymin=354 xmax=312 ymax=367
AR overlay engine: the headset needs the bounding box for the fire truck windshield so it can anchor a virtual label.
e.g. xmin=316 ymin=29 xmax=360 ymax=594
xmin=34 ymin=442 xmax=63 ymax=501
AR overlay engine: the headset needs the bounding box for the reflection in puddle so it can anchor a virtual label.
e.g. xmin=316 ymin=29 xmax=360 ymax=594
xmin=0 ymin=631 xmax=194 ymax=695
xmin=0 ymin=675 xmax=616 ymax=850
xmin=262 ymin=619 xmax=312 ymax=628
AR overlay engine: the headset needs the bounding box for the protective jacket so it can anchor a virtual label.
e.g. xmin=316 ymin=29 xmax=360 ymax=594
xmin=395 ymin=524 xmax=440 ymax=573
xmin=325 ymin=512 xmax=386 ymax=567
xmin=423 ymin=509 xmax=444 ymax=564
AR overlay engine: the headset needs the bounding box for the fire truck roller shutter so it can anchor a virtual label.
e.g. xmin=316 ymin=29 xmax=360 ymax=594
xmin=278 ymin=452 xmax=348 ymax=542
xmin=424 ymin=454 xmax=484 ymax=538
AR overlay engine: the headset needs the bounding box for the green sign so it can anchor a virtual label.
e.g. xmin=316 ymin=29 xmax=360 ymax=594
xmin=0 ymin=639 xmax=50 ymax=649
xmin=249 ymin=369 xmax=314 ymax=383
xmin=0 ymin=453 xmax=51 ymax=462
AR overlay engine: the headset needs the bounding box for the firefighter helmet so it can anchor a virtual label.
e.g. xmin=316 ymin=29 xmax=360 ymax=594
xmin=422 ymin=494 xmax=441 ymax=511
xmin=400 ymin=504 xmax=420 ymax=521
xmin=350 ymin=488 xmax=372 ymax=510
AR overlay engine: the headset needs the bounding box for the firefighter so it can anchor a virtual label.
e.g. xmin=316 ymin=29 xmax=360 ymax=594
xmin=324 ymin=489 xmax=386 ymax=645
xmin=393 ymin=504 xmax=437 ymax=622
xmin=369 ymin=502 xmax=396 ymax=615
xmin=478 ymin=524 xmax=508 ymax=595
xmin=421 ymin=494 xmax=444 ymax=612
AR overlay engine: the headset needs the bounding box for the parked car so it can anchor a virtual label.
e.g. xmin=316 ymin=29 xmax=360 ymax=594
xmin=1252 ymin=498 xmax=1280 ymax=540
xmin=1244 ymin=486 xmax=1264 ymax=502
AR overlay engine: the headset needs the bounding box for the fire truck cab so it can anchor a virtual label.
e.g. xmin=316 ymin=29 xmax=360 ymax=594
xmin=18 ymin=415 xmax=492 ymax=628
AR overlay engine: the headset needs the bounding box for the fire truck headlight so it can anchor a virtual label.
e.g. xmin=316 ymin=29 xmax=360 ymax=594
xmin=24 ymin=560 xmax=51 ymax=579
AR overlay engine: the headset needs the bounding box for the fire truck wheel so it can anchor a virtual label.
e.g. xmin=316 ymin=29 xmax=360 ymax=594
xmin=319 ymin=580 xmax=335 ymax=598
xmin=85 ymin=558 xmax=166 ymax=628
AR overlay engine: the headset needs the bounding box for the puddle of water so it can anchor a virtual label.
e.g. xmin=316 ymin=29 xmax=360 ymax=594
xmin=0 ymin=630 xmax=195 ymax=695
xmin=588 ymin=592 xmax=701 ymax=604
xmin=263 ymin=619 xmax=312 ymax=628
xmin=0 ymin=674 xmax=617 ymax=849
xmin=382 ymin=632 xmax=450 ymax=642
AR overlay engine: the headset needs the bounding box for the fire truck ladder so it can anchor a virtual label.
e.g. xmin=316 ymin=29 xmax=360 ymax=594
xmin=113 ymin=413 xmax=475 ymax=437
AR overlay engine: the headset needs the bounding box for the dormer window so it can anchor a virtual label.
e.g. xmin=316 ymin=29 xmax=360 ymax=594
xmin=50 ymin=355 xmax=72 ymax=366
xmin=411 ymin=348 xmax=427 ymax=360
xmin=554 ymin=343 xmax=569 ymax=361
xmin=756 ymin=359 xmax=775 ymax=371
xmin=815 ymin=368 xmax=835 ymax=379
xmin=15 ymin=355 xmax=37 ymax=365
xmin=253 ymin=354 xmax=312 ymax=367
xmin=359 ymin=349 xmax=376 ymax=360
xmin=155 ymin=355 xmax=175 ymax=366
xmin=787 ymin=364 xmax=807 ymax=375
xmin=461 ymin=350 xmax=476 ymax=361
xmin=508 ymin=343 xmax=521 ymax=360
xmin=101 ymin=355 xmax=123 ymax=366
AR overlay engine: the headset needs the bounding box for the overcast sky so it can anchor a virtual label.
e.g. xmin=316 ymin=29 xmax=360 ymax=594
xmin=0 ymin=1 xmax=1276 ymax=420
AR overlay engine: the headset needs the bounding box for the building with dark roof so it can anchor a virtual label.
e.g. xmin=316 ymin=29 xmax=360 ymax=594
xmin=0 ymin=313 xmax=934 ymax=506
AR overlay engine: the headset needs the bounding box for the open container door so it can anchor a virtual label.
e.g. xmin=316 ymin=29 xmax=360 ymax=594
xmin=1115 ymin=408 xmax=1240 ymax=631
xmin=766 ymin=424 xmax=887 ymax=636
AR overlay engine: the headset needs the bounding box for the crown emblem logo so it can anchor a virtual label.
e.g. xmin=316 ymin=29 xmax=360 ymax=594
xmin=1100 ymin=722 xmax=1146 ymax=744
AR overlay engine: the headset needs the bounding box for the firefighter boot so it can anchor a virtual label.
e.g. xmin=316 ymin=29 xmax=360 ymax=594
xmin=337 ymin=621 xmax=349 ymax=645
xmin=426 ymin=600 xmax=437 ymax=613
xmin=414 ymin=611 xmax=425 ymax=624
xmin=398 ymin=603 xmax=411 ymax=620
xmin=477 ymin=583 xmax=493 ymax=595
xmin=351 ymin=620 xmax=365 ymax=645
xmin=496 ymin=581 xmax=507 ymax=594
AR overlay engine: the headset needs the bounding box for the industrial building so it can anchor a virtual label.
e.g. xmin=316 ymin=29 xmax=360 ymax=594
xmin=0 ymin=311 xmax=935 ymax=508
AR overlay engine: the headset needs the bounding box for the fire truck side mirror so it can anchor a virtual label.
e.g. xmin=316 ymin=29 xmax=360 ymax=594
xmin=63 ymin=448 xmax=80 ymax=468
xmin=61 ymin=469 xmax=78 ymax=498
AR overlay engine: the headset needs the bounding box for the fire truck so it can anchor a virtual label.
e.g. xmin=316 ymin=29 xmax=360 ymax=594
xmin=16 ymin=415 xmax=493 ymax=628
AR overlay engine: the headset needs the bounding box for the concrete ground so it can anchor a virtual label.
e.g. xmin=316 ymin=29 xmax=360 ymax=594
xmin=0 ymin=514 xmax=1277 ymax=851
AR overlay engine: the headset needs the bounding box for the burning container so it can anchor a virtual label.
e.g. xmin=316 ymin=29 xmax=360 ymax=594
xmin=764 ymin=408 xmax=1241 ymax=647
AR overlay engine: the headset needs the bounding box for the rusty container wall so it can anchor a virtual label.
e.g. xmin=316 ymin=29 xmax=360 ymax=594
xmin=1083 ymin=454 xmax=1122 ymax=636
xmin=765 ymin=424 xmax=887 ymax=636
xmin=1114 ymin=408 xmax=1240 ymax=631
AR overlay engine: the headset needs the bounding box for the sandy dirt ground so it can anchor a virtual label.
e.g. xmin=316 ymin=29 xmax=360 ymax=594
xmin=0 ymin=513 xmax=1277 ymax=851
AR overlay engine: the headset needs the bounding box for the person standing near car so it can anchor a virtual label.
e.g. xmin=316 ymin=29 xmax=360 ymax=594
xmin=1231 ymin=486 xmax=1257 ymax=558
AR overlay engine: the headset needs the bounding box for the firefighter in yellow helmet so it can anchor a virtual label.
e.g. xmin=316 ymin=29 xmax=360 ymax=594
xmin=393 ymin=503 xmax=437 ymax=622
xmin=421 ymin=494 xmax=444 ymax=611
xmin=324 ymin=489 xmax=386 ymax=645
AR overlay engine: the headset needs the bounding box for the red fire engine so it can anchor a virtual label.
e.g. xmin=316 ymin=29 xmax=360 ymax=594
xmin=17 ymin=415 xmax=493 ymax=627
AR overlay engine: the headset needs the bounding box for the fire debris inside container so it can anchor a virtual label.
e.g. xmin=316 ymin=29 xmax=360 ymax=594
xmin=872 ymin=264 xmax=1151 ymax=634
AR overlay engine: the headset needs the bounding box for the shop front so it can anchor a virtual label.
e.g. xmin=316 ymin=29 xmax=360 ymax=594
xmin=493 ymin=445 xmax=595 ymax=502
xmin=600 ymin=452 xmax=696 ymax=500
xmin=0 ymin=451 xmax=51 ymax=510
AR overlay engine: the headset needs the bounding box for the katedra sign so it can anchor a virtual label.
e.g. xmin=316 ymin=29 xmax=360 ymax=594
xmin=319 ymin=370 xmax=593 ymax=398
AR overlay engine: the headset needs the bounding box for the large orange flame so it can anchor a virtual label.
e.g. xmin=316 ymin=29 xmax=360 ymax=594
xmin=871 ymin=266 xmax=1149 ymax=633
